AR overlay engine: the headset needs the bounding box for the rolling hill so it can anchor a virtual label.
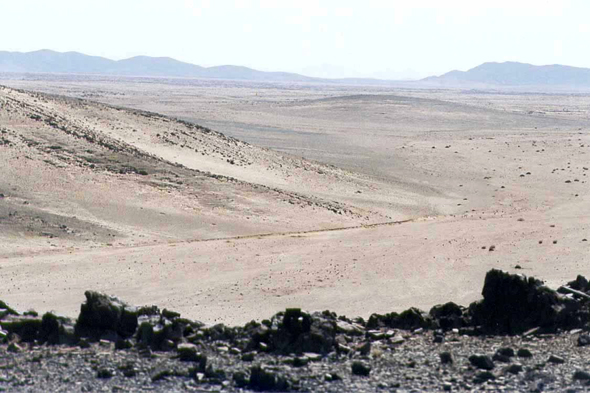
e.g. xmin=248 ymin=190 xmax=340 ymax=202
xmin=423 ymin=61 xmax=590 ymax=88
xmin=0 ymin=49 xmax=315 ymax=82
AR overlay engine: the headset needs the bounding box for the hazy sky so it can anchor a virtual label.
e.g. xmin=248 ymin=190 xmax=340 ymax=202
xmin=2 ymin=0 xmax=590 ymax=79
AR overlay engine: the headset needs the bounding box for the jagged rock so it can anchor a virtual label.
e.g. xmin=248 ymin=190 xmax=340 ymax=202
xmin=233 ymin=371 xmax=249 ymax=388
xmin=177 ymin=343 xmax=207 ymax=370
xmin=0 ymin=315 xmax=42 ymax=342
xmin=249 ymin=308 xmax=336 ymax=355
xmin=248 ymin=365 xmax=293 ymax=391
xmin=39 ymin=313 xmax=76 ymax=345
xmin=0 ymin=301 xmax=18 ymax=317
xmin=204 ymin=365 xmax=227 ymax=382
xmin=429 ymin=302 xmax=466 ymax=329
xmin=351 ymin=361 xmax=371 ymax=376
xmin=335 ymin=320 xmax=364 ymax=336
xmin=469 ymin=269 xmax=582 ymax=334
xmin=75 ymin=291 xmax=138 ymax=339
xmin=367 ymin=307 xmax=431 ymax=330
xmin=135 ymin=311 xmax=192 ymax=351
xmin=469 ymin=354 xmax=494 ymax=370
xmin=567 ymin=275 xmax=589 ymax=292
xmin=161 ymin=309 xmax=181 ymax=320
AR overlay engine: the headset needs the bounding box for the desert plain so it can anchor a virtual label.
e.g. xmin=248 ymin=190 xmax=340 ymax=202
xmin=0 ymin=74 xmax=589 ymax=325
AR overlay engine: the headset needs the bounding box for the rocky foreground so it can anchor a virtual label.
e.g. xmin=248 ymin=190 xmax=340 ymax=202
xmin=3 ymin=270 xmax=590 ymax=392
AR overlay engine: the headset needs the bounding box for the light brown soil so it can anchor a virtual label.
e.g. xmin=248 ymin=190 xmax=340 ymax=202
xmin=0 ymin=76 xmax=589 ymax=325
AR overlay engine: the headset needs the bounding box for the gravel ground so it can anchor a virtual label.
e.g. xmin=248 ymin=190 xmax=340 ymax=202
xmin=3 ymin=269 xmax=590 ymax=392
xmin=2 ymin=329 xmax=590 ymax=391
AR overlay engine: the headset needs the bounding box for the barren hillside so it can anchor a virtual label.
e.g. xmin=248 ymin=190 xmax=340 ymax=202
xmin=0 ymin=86 xmax=430 ymax=257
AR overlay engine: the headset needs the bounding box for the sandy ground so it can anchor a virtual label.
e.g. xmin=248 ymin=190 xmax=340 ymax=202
xmin=0 ymin=75 xmax=589 ymax=325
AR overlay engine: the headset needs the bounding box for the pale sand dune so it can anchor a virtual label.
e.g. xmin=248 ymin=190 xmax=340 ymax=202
xmin=0 ymin=78 xmax=589 ymax=324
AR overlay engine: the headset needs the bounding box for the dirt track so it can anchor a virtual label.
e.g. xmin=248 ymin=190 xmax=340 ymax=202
xmin=1 ymin=77 xmax=589 ymax=325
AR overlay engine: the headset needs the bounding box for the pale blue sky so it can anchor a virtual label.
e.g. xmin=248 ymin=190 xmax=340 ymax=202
xmin=2 ymin=0 xmax=589 ymax=79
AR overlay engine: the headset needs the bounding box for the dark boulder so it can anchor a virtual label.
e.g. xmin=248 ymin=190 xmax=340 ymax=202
xmin=469 ymin=354 xmax=495 ymax=370
xmin=429 ymin=302 xmax=466 ymax=329
xmin=567 ymin=275 xmax=589 ymax=292
xmin=469 ymin=269 xmax=582 ymax=334
xmin=39 ymin=312 xmax=76 ymax=345
xmin=0 ymin=315 xmax=42 ymax=342
xmin=367 ymin=307 xmax=431 ymax=330
xmin=351 ymin=361 xmax=372 ymax=376
xmin=248 ymin=365 xmax=294 ymax=391
xmin=75 ymin=291 xmax=138 ymax=339
xmin=250 ymin=309 xmax=337 ymax=355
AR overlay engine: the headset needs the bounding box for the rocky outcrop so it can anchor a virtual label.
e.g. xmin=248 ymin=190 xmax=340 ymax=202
xmin=469 ymin=269 xmax=589 ymax=334
xmin=2 ymin=269 xmax=590 ymax=391
xmin=75 ymin=291 xmax=139 ymax=339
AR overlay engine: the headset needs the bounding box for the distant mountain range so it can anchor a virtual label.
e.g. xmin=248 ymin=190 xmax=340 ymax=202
xmin=423 ymin=61 xmax=590 ymax=88
xmin=0 ymin=49 xmax=315 ymax=82
xmin=3 ymin=50 xmax=590 ymax=89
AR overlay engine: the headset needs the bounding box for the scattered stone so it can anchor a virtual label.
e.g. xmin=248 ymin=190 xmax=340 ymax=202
xmin=351 ymin=361 xmax=371 ymax=376
xmin=497 ymin=347 xmax=515 ymax=357
xmin=517 ymin=349 xmax=533 ymax=358
xmin=241 ymin=352 xmax=256 ymax=362
xmin=578 ymin=334 xmax=590 ymax=347
xmin=440 ymin=351 xmax=453 ymax=365
xmin=469 ymin=354 xmax=494 ymax=370
xmin=249 ymin=365 xmax=293 ymax=391
xmin=78 ymin=338 xmax=90 ymax=349
xmin=292 ymin=356 xmax=309 ymax=367
xmin=492 ymin=353 xmax=511 ymax=363
xmin=7 ymin=342 xmax=22 ymax=353
xmin=573 ymin=370 xmax=590 ymax=381
xmin=357 ymin=341 xmax=371 ymax=355
xmin=336 ymin=320 xmax=363 ymax=336
xmin=233 ymin=371 xmax=249 ymax=388
xmin=115 ymin=338 xmax=133 ymax=350
xmin=505 ymin=364 xmax=523 ymax=374
xmin=390 ymin=335 xmax=405 ymax=345
xmin=548 ymin=355 xmax=565 ymax=364
xmin=474 ymin=371 xmax=495 ymax=383
xmin=96 ymin=368 xmax=114 ymax=379
xmin=0 ymin=268 xmax=590 ymax=390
